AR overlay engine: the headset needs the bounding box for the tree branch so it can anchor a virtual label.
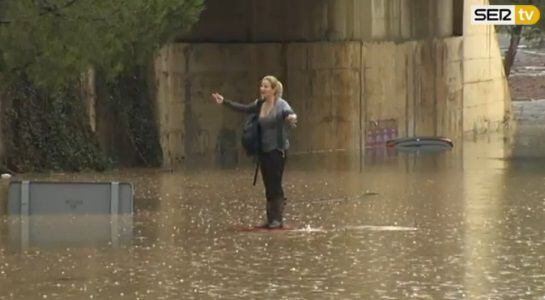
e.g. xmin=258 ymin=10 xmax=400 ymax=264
xmin=37 ymin=0 xmax=81 ymax=17
xmin=0 ymin=0 xmax=82 ymax=24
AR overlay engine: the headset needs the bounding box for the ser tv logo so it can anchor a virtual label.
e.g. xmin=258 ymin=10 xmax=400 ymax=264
xmin=472 ymin=5 xmax=540 ymax=25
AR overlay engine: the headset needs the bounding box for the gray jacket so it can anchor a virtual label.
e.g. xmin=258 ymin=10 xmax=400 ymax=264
xmin=223 ymin=98 xmax=295 ymax=152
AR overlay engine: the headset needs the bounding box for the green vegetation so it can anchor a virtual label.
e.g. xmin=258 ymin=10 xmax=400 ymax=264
xmin=0 ymin=0 xmax=204 ymax=172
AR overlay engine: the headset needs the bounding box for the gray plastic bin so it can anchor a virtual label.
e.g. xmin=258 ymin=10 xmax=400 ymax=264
xmin=8 ymin=181 xmax=133 ymax=215
xmin=6 ymin=181 xmax=134 ymax=249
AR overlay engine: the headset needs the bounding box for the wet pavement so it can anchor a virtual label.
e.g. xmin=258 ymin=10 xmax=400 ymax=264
xmin=1 ymin=105 xmax=545 ymax=299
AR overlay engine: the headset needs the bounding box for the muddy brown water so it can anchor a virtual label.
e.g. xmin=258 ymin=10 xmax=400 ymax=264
xmin=1 ymin=115 xmax=545 ymax=299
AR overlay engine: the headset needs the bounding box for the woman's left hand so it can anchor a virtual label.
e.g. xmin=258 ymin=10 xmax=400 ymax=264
xmin=286 ymin=114 xmax=297 ymax=127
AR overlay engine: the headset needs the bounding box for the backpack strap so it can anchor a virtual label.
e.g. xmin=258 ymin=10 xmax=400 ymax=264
xmin=276 ymin=110 xmax=284 ymax=150
xmin=252 ymin=99 xmax=265 ymax=186
xmin=256 ymin=99 xmax=265 ymax=113
xmin=256 ymin=99 xmax=265 ymax=153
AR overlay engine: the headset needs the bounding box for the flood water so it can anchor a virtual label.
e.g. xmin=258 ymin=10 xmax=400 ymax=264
xmin=1 ymin=106 xmax=545 ymax=299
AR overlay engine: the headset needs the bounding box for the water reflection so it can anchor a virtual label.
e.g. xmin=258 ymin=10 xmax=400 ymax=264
xmin=462 ymin=133 xmax=509 ymax=299
xmin=6 ymin=215 xmax=133 ymax=251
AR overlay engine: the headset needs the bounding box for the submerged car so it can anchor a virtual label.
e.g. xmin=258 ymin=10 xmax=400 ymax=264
xmin=386 ymin=136 xmax=454 ymax=153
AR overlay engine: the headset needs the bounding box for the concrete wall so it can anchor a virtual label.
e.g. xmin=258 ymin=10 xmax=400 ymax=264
xmin=363 ymin=38 xmax=464 ymax=139
xmin=153 ymin=44 xmax=285 ymax=166
xmin=286 ymin=42 xmax=361 ymax=153
xmin=462 ymin=0 xmax=511 ymax=133
xmin=151 ymin=0 xmax=510 ymax=168
xmin=181 ymin=0 xmax=456 ymax=43
xmin=154 ymin=38 xmax=464 ymax=167
xmin=0 ymin=91 xmax=4 ymax=168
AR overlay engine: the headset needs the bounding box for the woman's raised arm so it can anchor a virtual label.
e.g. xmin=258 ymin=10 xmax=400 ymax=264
xmin=212 ymin=92 xmax=258 ymax=113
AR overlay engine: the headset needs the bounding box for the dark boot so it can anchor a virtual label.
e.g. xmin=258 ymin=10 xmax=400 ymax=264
xmin=257 ymin=200 xmax=273 ymax=228
xmin=267 ymin=220 xmax=283 ymax=229
xmin=267 ymin=196 xmax=285 ymax=228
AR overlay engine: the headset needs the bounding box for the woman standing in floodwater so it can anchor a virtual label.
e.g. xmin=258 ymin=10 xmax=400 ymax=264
xmin=212 ymin=75 xmax=297 ymax=229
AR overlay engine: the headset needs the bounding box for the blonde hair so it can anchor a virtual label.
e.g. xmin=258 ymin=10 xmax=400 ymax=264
xmin=262 ymin=75 xmax=283 ymax=99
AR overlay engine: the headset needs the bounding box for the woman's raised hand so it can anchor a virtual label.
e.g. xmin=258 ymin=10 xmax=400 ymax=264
xmin=211 ymin=92 xmax=224 ymax=104
xmin=286 ymin=114 xmax=298 ymax=128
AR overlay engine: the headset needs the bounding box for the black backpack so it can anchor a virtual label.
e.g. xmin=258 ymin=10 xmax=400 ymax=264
xmin=241 ymin=100 xmax=265 ymax=156
xmin=241 ymin=99 xmax=286 ymax=185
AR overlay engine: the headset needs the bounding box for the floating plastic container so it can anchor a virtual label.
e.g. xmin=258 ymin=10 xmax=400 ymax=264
xmin=7 ymin=181 xmax=133 ymax=215
xmin=6 ymin=181 xmax=134 ymax=249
